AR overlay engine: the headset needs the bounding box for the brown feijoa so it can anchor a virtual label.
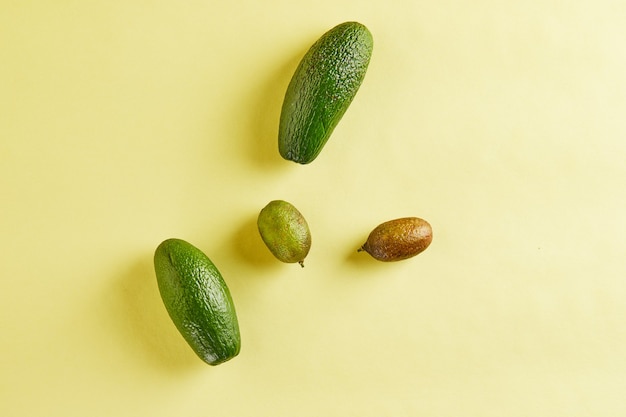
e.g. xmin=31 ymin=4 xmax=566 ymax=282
xmin=358 ymin=217 xmax=433 ymax=262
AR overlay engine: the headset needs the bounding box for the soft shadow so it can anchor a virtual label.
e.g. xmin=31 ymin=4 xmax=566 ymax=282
xmin=345 ymin=237 xmax=389 ymax=271
xmin=109 ymin=256 xmax=201 ymax=373
xmin=346 ymin=239 xmax=372 ymax=266
xmin=231 ymin=213 xmax=282 ymax=269
xmin=246 ymin=50 xmax=305 ymax=170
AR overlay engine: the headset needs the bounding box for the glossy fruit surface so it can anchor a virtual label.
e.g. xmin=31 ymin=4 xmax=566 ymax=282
xmin=359 ymin=217 xmax=433 ymax=262
xmin=279 ymin=21 xmax=373 ymax=164
xmin=153 ymin=238 xmax=240 ymax=365
xmin=257 ymin=200 xmax=311 ymax=266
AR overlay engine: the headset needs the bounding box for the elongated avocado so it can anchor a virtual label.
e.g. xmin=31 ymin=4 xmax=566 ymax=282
xmin=279 ymin=21 xmax=373 ymax=164
xmin=153 ymin=238 xmax=240 ymax=365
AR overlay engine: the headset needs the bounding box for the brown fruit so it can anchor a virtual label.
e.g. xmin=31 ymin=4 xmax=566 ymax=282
xmin=359 ymin=217 xmax=433 ymax=261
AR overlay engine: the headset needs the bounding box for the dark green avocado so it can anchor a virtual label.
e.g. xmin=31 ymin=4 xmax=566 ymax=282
xmin=279 ymin=21 xmax=373 ymax=164
xmin=154 ymin=238 xmax=240 ymax=365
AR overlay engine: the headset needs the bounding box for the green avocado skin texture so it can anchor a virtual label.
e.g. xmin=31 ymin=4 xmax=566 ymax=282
xmin=279 ymin=21 xmax=373 ymax=164
xmin=154 ymin=238 xmax=240 ymax=365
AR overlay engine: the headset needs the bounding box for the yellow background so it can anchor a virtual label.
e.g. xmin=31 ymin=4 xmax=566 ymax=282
xmin=2 ymin=1 xmax=625 ymax=416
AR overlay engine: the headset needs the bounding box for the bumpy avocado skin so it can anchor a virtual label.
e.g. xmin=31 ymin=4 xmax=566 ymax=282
xmin=279 ymin=21 xmax=373 ymax=164
xmin=154 ymin=239 xmax=241 ymax=365
xmin=360 ymin=218 xmax=433 ymax=262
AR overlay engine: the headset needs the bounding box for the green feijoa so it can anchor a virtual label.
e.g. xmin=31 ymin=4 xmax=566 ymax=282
xmin=279 ymin=21 xmax=373 ymax=164
xmin=359 ymin=217 xmax=433 ymax=262
xmin=257 ymin=200 xmax=311 ymax=266
xmin=153 ymin=238 xmax=240 ymax=365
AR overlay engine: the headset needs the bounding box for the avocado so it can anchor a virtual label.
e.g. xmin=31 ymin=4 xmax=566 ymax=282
xmin=153 ymin=238 xmax=240 ymax=365
xmin=278 ymin=21 xmax=373 ymax=164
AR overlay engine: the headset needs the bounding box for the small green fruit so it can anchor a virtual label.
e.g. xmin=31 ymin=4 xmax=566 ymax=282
xmin=359 ymin=217 xmax=433 ymax=262
xmin=257 ymin=200 xmax=311 ymax=266
xmin=153 ymin=238 xmax=240 ymax=365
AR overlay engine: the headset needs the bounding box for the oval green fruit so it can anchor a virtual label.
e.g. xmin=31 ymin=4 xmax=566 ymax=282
xmin=257 ymin=200 xmax=311 ymax=266
xmin=279 ymin=21 xmax=373 ymax=164
xmin=359 ymin=217 xmax=433 ymax=262
xmin=153 ymin=238 xmax=240 ymax=365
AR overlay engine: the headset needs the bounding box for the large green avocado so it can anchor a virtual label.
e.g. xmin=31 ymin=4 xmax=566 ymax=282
xmin=154 ymin=238 xmax=240 ymax=365
xmin=279 ymin=21 xmax=373 ymax=164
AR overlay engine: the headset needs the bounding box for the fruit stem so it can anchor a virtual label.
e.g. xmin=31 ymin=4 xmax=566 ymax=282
xmin=298 ymin=260 xmax=305 ymax=268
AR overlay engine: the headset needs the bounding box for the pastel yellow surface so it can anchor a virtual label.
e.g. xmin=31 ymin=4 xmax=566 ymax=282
xmin=2 ymin=1 xmax=625 ymax=416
